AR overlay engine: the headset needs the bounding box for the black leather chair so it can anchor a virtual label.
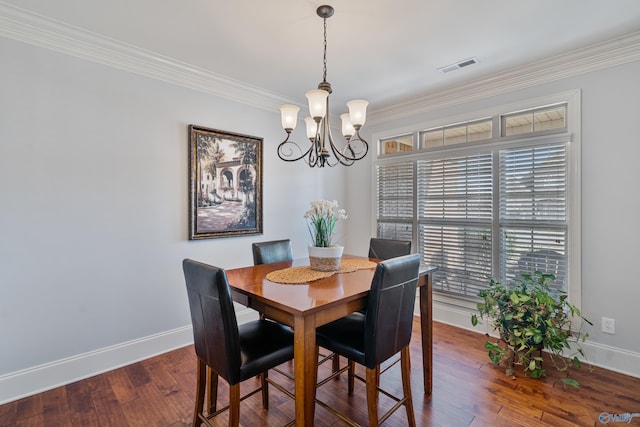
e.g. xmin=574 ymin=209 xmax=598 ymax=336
xmin=325 ymin=237 xmax=413 ymax=375
xmin=315 ymin=254 xmax=420 ymax=427
xmin=182 ymin=259 xmax=294 ymax=427
xmin=357 ymin=237 xmax=411 ymax=317
xmin=252 ymin=239 xmax=294 ymax=322
xmin=252 ymin=239 xmax=294 ymax=265
xmin=368 ymin=237 xmax=412 ymax=260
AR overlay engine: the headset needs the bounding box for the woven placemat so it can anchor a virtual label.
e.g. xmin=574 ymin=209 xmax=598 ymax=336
xmin=266 ymin=259 xmax=377 ymax=284
xmin=338 ymin=259 xmax=377 ymax=272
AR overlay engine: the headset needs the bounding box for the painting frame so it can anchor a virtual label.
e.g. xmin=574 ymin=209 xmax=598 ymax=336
xmin=188 ymin=125 xmax=263 ymax=240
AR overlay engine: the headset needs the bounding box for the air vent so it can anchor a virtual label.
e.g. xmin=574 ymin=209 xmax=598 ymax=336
xmin=438 ymin=57 xmax=479 ymax=74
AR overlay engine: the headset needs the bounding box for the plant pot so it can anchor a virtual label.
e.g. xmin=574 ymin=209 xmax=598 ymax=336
xmin=308 ymin=245 xmax=343 ymax=272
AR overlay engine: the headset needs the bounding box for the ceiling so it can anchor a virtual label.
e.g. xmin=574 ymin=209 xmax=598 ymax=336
xmin=3 ymin=0 xmax=640 ymax=113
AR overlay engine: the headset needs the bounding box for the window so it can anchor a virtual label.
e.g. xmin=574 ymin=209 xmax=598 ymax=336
xmin=374 ymin=99 xmax=577 ymax=302
xmin=502 ymin=104 xmax=566 ymax=136
xmin=420 ymin=118 xmax=492 ymax=149
xmin=379 ymin=134 xmax=414 ymax=155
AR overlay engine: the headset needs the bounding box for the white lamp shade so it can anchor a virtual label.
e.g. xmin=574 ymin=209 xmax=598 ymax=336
xmin=306 ymin=89 xmax=329 ymax=119
xmin=279 ymin=104 xmax=300 ymax=131
xmin=347 ymin=99 xmax=369 ymax=127
xmin=340 ymin=113 xmax=354 ymax=138
xmin=304 ymin=116 xmax=318 ymax=139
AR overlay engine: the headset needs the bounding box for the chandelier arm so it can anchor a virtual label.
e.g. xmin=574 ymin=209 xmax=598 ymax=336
xmin=326 ymin=128 xmax=369 ymax=165
xmin=308 ymin=136 xmax=320 ymax=167
xmin=322 ymin=90 xmax=367 ymax=165
xmin=324 ymin=122 xmax=355 ymax=166
xmin=277 ymin=132 xmax=315 ymax=163
xmin=321 ymin=135 xmax=340 ymax=167
xmin=313 ymin=122 xmax=336 ymax=168
xmin=323 ymin=116 xmax=338 ymax=166
xmin=342 ymin=128 xmax=369 ymax=159
xmin=310 ymin=118 xmax=326 ymax=167
xmin=345 ymin=140 xmax=357 ymax=158
xmin=316 ymin=92 xmax=348 ymax=167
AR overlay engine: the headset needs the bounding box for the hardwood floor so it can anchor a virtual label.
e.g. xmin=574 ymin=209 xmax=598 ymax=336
xmin=2 ymin=320 xmax=639 ymax=426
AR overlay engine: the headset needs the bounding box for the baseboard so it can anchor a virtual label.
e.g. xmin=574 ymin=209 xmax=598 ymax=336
xmin=577 ymin=341 xmax=640 ymax=379
xmin=5 ymin=304 xmax=635 ymax=405
xmin=0 ymin=306 xmax=259 ymax=405
xmin=432 ymin=300 xmax=640 ymax=379
xmin=432 ymin=299 xmax=489 ymax=335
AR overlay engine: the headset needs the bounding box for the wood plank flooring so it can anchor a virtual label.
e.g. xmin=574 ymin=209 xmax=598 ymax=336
xmin=1 ymin=320 xmax=639 ymax=426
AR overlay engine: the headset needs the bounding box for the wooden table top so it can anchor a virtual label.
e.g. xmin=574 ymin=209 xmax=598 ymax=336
xmin=225 ymin=254 xmax=437 ymax=316
xmin=224 ymin=255 xmax=375 ymax=316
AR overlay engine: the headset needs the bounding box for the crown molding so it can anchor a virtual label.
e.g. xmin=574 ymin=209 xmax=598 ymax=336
xmin=1 ymin=2 xmax=639 ymax=122
xmin=0 ymin=2 xmax=297 ymax=112
xmin=369 ymin=31 xmax=640 ymax=125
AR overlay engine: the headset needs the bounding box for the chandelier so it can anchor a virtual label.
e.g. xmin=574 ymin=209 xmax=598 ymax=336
xmin=278 ymin=5 xmax=369 ymax=168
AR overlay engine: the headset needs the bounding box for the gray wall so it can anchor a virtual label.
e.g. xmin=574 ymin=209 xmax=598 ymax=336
xmin=2 ymin=26 xmax=639 ymax=403
xmin=0 ymin=36 xmax=352 ymax=402
xmin=347 ymin=58 xmax=640 ymax=377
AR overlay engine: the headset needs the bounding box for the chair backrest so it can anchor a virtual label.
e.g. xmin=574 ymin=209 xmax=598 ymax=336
xmin=368 ymin=238 xmax=412 ymax=260
xmin=182 ymin=259 xmax=241 ymax=384
xmin=364 ymin=253 xmax=420 ymax=368
xmin=252 ymin=239 xmax=294 ymax=265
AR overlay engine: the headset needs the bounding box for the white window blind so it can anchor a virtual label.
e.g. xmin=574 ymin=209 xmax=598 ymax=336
xmin=499 ymin=143 xmax=568 ymax=293
xmin=376 ymin=162 xmax=414 ymax=240
xmin=417 ymin=154 xmax=494 ymax=296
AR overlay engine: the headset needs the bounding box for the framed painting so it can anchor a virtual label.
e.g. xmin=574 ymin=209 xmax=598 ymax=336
xmin=188 ymin=125 xmax=263 ymax=240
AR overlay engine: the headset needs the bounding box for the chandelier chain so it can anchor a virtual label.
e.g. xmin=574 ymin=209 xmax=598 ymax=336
xmin=322 ymin=17 xmax=328 ymax=83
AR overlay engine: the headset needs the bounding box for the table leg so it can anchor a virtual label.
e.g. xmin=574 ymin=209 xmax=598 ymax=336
xmin=419 ymin=274 xmax=433 ymax=395
xmin=293 ymin=315 xmax=316 ymax=426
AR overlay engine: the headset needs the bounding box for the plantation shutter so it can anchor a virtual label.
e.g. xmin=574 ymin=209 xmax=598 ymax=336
xmin=375 ymin=162 xmax=414 ymax=241
xmin=499 ymin=142 xmax=569 ymax=293
xmin=417 ymin=154 xmax=494 ymax=297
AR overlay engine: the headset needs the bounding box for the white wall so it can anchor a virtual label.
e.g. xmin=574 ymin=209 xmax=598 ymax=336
xmin=0 ymin=36 xmax=348 ymax=402
xmin=349 ymin=58 xmax=640 ymax=377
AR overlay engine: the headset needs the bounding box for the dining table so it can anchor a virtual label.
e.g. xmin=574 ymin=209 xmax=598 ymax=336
xmin=225 ymin=254 xmax=436 ymax=427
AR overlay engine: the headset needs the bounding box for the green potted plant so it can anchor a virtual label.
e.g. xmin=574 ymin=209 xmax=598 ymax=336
xmin=471 ymin=271 xmax=592 ymax=387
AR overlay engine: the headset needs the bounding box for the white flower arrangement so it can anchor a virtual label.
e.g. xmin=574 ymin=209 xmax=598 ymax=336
xmin=304 ymin=200 xmax=348 ymax=247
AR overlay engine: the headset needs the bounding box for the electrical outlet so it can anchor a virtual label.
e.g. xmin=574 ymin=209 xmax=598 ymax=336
xmin=602 ymin=317 xmax=616 ymax=334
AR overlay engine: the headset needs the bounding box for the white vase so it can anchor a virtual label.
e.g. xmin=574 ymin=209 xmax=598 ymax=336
xmin=308 ymin=245 xmax=344 ymax=272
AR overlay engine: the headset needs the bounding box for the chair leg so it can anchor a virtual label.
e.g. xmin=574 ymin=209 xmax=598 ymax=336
xmin=400 ymin=347 xmax=417 ymax=427
xmin=261 ymin=371 xmax=269 ymax=409
xmin=256 ymin=313 xmax=265 ymax=380
xmin=206 ymin=366 xmax=218 ymax=414
xmin=365 ymin=367 xmax=380 ymax=427
xmin=193 ymin=359 xmax=207 ymax=427
xmin=332 ymin=353 xmax=340 ymax=377
xmin=229 ymin=383 xmax=241 ymax=427
xmin=314 ymin=346 xmax=320 ymax=401
xmin=347 ymin=360 xmax=356 ymax=395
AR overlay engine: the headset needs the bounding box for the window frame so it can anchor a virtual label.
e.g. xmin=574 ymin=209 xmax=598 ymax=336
xmin=371 ymin=90 xmax=581 ymax=313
